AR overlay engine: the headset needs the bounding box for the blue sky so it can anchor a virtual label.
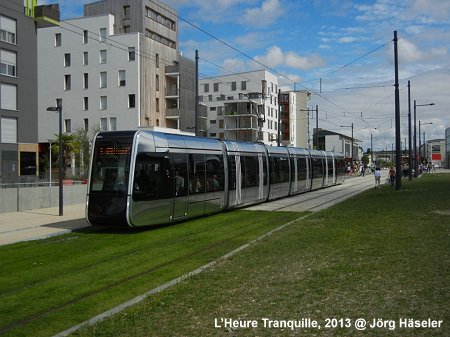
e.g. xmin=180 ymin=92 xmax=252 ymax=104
xmin=43 ymin=0 xmax=450 ymax=152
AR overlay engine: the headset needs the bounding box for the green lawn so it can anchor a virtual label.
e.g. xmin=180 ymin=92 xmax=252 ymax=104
xmin=0 ymin=209 xmax=302 ymax=337
xmin=72 ymin=174 xmax=450 ymax=337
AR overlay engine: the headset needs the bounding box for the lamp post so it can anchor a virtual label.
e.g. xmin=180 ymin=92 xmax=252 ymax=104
xmin=340 ymin=123 xmax=354 ymax=163
xmin=413 ymin=101 xmax=434 ymax=177
xmin=47 ymin=105 xmax=63 ymax=216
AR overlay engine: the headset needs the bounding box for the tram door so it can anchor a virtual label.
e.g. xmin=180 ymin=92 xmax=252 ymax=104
xmin=171 ymin=153 xmax=188 ymax=219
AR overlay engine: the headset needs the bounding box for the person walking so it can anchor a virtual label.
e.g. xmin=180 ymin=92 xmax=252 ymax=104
xmin=374 ymin=167 xmax=381 ymax=189
xmin=389 ymin=166 xmax=396 ymax=187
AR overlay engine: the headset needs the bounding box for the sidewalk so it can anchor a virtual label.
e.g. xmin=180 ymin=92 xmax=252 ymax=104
xmin=0 ymin=203 xmax=88 ymax=247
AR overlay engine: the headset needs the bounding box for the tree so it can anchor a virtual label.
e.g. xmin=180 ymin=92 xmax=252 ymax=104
xmin=50 ymin=133 xmax=76 ymax=179
xmin=361 ymin=154 xmax=369 ymax=166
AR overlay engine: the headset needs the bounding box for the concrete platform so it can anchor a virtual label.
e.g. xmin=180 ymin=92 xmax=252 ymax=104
xmin=0 ymin=203 xmax=88 ymax=246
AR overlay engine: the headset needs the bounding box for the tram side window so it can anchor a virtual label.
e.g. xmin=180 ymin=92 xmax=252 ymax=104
xmin=172 ymin=153 xmax=188 ymax=197
xmin=228 ymin=155 xmax=236 ymax=190
xmin=205 ymin=154 xmax=224 ymax=192
xmin=133 ymin=153 xmax=170 ymax=201
xmin=270 ymin=156 xmax=290 ymax=184
xmin=328 ymin=159 xmax=334 ymax=175
xmin=188 ymin=153 xmax=205 ymax=194
xmin=312 ymin=158 xmax=323 ymax=178
xmin=297 ymin=157 xmax=307 ymax=181
xmin=244 ymin=156 xmax=259 ymax=188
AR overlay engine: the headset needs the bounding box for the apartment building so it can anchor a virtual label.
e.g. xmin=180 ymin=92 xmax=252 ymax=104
xmin=0 ymin=0 xmax=59 ymax=183
xmin=38 ymin=14 xmax=141 ymax=140
xmin=84 ymin=0 xmax=196 ymax=130
xmin=199 ymin=70 xmax=279 ymax=144
xmin=279 ymin=90 xmax=311 ymax=148
xmin=38 ymin=0 xmax=196 ymax=144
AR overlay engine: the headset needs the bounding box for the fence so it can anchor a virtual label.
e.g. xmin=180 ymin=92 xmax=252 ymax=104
xmin=0 ymin=181 xmax=87 ymax=213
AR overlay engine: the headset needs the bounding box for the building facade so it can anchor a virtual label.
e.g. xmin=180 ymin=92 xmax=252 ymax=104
xmin=38 ymin=14 xmax=142 ymax=141
xmin=199 ymin=69 xmax=280 ymax=144
xmin=445 ymin=128 xmax=450 ymax=169
xmin=84 ymin=0 xmax=195 ymax=131
xmin=1 ymin=0 xmax=58 ymax=183
xmin=279 ymin=90 xmax=310 ymax=148
xmin=423 ymin=139 xmax=445 ymax=167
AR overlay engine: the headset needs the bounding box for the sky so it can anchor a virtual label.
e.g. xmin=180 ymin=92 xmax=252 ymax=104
xmin=41 ymin=0 xmax=450 ymax=152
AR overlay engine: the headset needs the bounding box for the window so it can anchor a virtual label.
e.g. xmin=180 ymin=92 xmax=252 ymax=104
xmin=156 ymin=53 xmax=159 ymax=68
xmin=209 ymin=133 xmax=216 ymax=137
xmin=109 ymin=117 xmax=117 ymax=131
xmin=156 ymin=98 xmax=159 ymax=112
xmin=100 ymin=72 xmax=107 ymax=88
xmin=64 ymin=119 xmax=71 ymax=133
xmin=123 ymin=25 xmax=130 ymax=33
xmin=83 ymin=97 xmax=88 ymax=110
xmin=231 ymin=81 xmax=236 ymax=91
xmin=204 ymin=83 xmax=209 ymax=93
xmin=0 ymin=16 xmax=16 ymax=44
xmin=155 ymin=74 xmax=159 ymax=91
xmin=219 ymin=119 xmax=224 ymax=128
xmin=1 ymin=117 xmax=17 ymax=143
xmin=0 ymin=49 xmax=16 ymax=76
xmin=100 ymin=96 xmax=107 ymax=110
xmin=64 ymin=75 xmax=71 ymax=91
xmin=99 ymin=50 xmax=107 ymax=64
xmin=55 ymin=33 xmax=61 ymax=47
xmin=83 ymin=73 xmax=88 ymax=89
xmin=84 ymin=118 xmax=89 ymax=131
xmin=209 ymin=120 xmax=216 ymax=124
xmin=64 ymin=53 xmax=71 ymax=67
xmin=100 ymin=117 xmax=107 ymax=131
xmin=128 ymin=47 xmax=135 ymax=61
xmin=214 ymin=83 xmax=219 ymax=92
xmin=83 ymin=51 xmax=88 ymax=65
xmin=123 ymin=5 xmax=130 ymax=19
xmin=118 ymin=70 xmax=126 ymax=86
xmin=128 ymin=94 xmax=135 ymax=108
xmin=1 ymin=83 xmax=17 ymax=110
xmin=99 ymin=28 xmax=107 ymax=42
xmin=83 ymin=30 xmax=88 ymax=44
xmin=241 ymin=81 xmax=246 ymax=90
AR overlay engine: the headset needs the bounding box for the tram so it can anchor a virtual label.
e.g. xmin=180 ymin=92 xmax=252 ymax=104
xmin=86 ymin=130 xmax=345 ymax=227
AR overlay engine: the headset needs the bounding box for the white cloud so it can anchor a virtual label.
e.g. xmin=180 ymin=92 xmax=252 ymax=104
xmin=255 ymin=46 xmax=325 ymax=70
xmin=240 ymin=0 xmax=284 ymax=28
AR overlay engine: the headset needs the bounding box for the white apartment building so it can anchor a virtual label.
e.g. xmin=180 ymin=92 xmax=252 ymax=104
xmin=38 ymin=14 xmax=141 ymax=141
xmin=199 ymin=69 xmax=280 ymax=145
xmin=280 ymin=90 xmax=310 ymax=148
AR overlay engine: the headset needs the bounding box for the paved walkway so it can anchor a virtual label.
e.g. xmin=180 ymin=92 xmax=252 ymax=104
xmin=0 ymin=203 xmax=87 ymax=246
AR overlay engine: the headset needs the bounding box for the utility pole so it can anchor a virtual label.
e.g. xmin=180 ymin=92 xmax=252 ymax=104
xmin=393 ymin=31 xmax=401 ymax=190
xmin=315 ymin=105 xmax=319 ymax=150
xmin=195 ymin=50 xmax=199 ymax=137
xmin=277 ymin=89 xmax=281 ymax=146
xmin=408 ymin=81 xmax=412 ymax=180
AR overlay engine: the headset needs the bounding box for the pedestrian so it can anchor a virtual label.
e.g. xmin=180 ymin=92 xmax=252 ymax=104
xmin=374 ymin=167 xmax=381 ymax=189
xmin=389 ymin=166 xmax=395 ymax=186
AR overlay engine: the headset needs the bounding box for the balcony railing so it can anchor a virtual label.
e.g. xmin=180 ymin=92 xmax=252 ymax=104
xmin=165 ymin=87 xmax=179 ymax=97
xmin=165 ymin=108 xmax=180 ymax=117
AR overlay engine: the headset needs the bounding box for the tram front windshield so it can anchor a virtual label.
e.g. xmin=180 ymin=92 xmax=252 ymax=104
xmin=90 ymin=136 xmax=133 ymax=193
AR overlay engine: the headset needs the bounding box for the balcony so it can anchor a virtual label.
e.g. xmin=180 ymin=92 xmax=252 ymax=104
xmin=165 ymin=86 xmax=179 ymax=98
xmin=165 ymin=108 xmax=180 ymax=118
xmin=34 ymin=4 xmax=60 ymax=28
xmin=165 ymin=65 xmax=179 ymax=79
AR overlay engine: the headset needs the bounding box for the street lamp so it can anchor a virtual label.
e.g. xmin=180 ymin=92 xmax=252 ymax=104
xmin=340 ymin=123 xmax=354 ymax=163
xmin=47 ymin=104 xmax=63 ymax=216
xmin=413 ymin=101 xmax=434 ymax=176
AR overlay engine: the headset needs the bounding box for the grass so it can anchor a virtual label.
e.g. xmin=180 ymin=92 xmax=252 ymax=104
xmin=71 ymin=173 xmax=450 ymax=337
xmin=0 ymin=209 xmax=302 ymax=337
